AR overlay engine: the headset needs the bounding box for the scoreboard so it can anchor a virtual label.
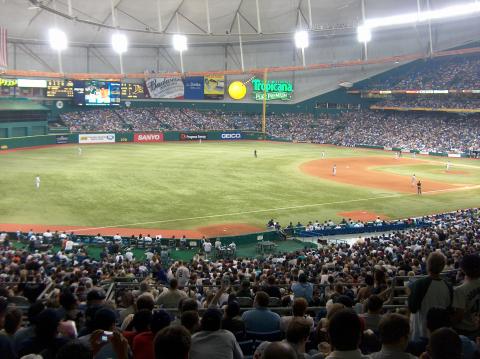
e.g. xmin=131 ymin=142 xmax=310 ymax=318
xmin=121 ymin=83 xmax=148 ymax=99
xmin=46 ymin=79 xmax=74 ymax=97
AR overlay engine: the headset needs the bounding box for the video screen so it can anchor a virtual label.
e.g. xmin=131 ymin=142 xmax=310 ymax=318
xmin=84 ymin=80 xmax=121 ymax=106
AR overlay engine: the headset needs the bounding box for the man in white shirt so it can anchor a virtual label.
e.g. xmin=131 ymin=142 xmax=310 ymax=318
xmin=203 ymin=241 xmax=212 ymax=259
xmin=64 ymin=240 xmax=74 ymax=253
xmin=144 ymin=235 xmax=153 ymax=245
xmin=175 ymin=262 xmax=190 ymax=288
xmin=125 ymin=251 xmax=134 ymax=262
xmin=43 ymin=230 xmax=53 ymax=241
xmin=113 ymin=233 xmax=122 ymax=243
xmin=215 ymin=239 xmax=222 ymax=249
xmin=408 ymin=252 xmax=452 ymax=340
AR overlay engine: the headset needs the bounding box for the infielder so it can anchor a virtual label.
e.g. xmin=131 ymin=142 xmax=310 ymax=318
xmin=332 ymin=164 xmax=337 ymax=176
xmin=322 ymin=151 xmax=326 ymax=159
xmin=411 ymin=174 xmax=416 ymax=187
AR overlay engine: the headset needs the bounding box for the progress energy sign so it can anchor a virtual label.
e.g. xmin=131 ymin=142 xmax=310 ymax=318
xmin=79 ymin=133 xmax=115 ymax=144
xmin=134 ymin=133 xmax=164 ymax=143
xmin=180 ymin=133 xmax=207 ymax=141
xmin=251 ymin=78 xmax=293 ymax=101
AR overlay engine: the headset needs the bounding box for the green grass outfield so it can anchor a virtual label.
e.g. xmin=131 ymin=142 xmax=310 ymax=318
xmin=1 ymin=141 xmax=479 ymax=231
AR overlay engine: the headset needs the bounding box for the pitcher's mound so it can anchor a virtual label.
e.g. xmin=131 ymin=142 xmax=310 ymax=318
xmin=337 ymin=210 xmax=389 ymax=222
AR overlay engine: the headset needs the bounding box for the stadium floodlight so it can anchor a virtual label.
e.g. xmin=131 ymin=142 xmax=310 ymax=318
xmin=364 ymin=2 xmax=480 ymax=30
xmin=112 ymin=33 xmax=128 ymax=54
xmin=48 ymin=28 xmax=68 ymax=51
xmin=357 ymin=25 xmax=372 ymax=43
xmin=172 ymin=34 xmax=188 ymax=52
xmin=294 ymin=30 xmax=309 ymax=49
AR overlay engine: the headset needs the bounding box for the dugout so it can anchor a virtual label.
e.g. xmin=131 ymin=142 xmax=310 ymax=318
xmin=0 ymin=99 xmax=50 ymax=138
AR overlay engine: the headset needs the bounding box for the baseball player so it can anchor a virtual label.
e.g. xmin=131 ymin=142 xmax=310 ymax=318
xmin=78 ymin=147 xmax=82 ymax=156
xmin=35 ymin=175 xmax=41 ymax=190
xmin=332 ymin=164 xmax=337 ymax=176
xmin=321 ymin=151 xmax=326 ymax=159
xmin=446 ymin=161 xmax=451 ymax=172
xmin=411 ymin=174 xmax=417 ymax=187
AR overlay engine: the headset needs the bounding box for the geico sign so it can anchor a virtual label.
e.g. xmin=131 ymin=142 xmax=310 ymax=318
xmin=221 ymin=133 xmax=241 ymax=139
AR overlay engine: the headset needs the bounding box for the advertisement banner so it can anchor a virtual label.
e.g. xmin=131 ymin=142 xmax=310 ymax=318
xmin=447 ymin=153 xmax=462 ymax=158
xmin=0 ymin=78 xmax=17 ymax=87
xmin=55 ymin=135 xmax=69 ymax=144
xmin=220 ymin=133 xmax=242 ymax=140
xmin=78 ymin=133 xmax=115 ymax=144
xmin=134 ymin=133 xmax=164 ymax=143
xmin=184 ymin=76 xmax=205 ymax=100
xmin=251 ymin=78 xmax=293 ymax=101
xmin=204 ymin=75 xmax=225 ymax=99
xmin=179 ymin=133 xmax=207 ymax=141
xmin=146 ymin=77 xmax=184 ymax=99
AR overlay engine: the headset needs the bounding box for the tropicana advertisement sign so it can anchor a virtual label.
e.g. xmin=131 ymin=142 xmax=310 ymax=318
xmin=251 ymin=78 xmax=293 ymax=101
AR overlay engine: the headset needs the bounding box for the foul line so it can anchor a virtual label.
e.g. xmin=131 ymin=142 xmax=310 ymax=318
xmin=73 ymin=184 xmax=480 ymax=233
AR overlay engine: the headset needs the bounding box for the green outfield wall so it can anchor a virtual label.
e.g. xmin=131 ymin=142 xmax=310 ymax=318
xmin=0 ymin=130 xmax=265 ymax=150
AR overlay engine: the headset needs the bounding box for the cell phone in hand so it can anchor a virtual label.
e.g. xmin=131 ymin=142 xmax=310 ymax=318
xmin=101 ymin=331 xmax=113 ymax=342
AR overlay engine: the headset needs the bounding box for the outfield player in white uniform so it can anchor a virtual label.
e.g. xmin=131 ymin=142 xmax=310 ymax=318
xmin=332 ymin=164 xmax=337 ymax=176
xmin=35 ymin=176 xmax=41 ymax=190
xmin=411 ymin=174 xmax=417 ymax=187
xmin=446 ymin=161 xmax=451 ymax=172
xmin=78 ymin=147 xmax=82 ymax=156
xmin=322 ymin=151 xmax=326 ymax=159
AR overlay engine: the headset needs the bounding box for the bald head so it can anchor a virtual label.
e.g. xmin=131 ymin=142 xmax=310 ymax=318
xmin=263 ymin=342 xmax=297 ymax=359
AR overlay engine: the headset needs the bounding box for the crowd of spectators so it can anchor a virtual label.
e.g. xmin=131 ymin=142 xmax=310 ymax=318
xmin=361 ymin=53 xmax=480 ymax=90
xmin=60 ymin=110 xmax=129 ymax=132
xmin=329 ymin=110 xmax=480 ymax=154
xmin=59 ymin=106 xmax=480 ymax=154
xmin=375 ymin=96 xmax=480 ymax=110
xmin=0 ymin=207 xmax=479 ymax=358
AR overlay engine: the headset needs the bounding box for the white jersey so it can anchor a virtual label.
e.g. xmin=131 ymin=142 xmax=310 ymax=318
xmin=78 ymin=147 xmax=82 ymax=155
xmin=332 ymin=166 xmax=337 ymax=176
xmin=176 ymin=266 xmax=190 ymax=287
xmin=35 ymin=176 xmax=41 ymax=188
xmin=203 ymin=242 xmax=212 ymax=253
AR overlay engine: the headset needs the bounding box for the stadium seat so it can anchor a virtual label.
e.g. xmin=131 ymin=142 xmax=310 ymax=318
xmin=237 ymin=297 xmax=253 ymax=307
xmin=246 ymin=330 xmax=284 ymax=342
xmin=268 ymin=297 xmax=282 ymax=307
xmin=238 ymin=339 xmax=255 ymax=356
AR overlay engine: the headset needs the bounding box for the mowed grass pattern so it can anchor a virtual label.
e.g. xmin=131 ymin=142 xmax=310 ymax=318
xmin=1 ymin=142 xmax=479 ymax=230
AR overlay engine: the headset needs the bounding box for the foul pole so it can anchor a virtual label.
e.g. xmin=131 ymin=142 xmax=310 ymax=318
xmin=261 ymin=69 xmax=268 ymax=137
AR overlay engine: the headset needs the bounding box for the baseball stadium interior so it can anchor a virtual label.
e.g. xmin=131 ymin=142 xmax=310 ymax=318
xmin=1 ymin=1 xmax=480 ymax=359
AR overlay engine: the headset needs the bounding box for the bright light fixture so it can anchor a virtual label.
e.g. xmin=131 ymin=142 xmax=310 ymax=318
xmin=357 ymin=26 xmax=372 ymax=43
xmin=112 ymin=33 xmax=128 ymax=54
xmin=172 ymin=34 xmax=188 ymax=52
xmin=49 ymin=28 xmax=68 ymax=51
xmin=364 ymin=2 xmax=480 ymax=30
xmin=294 ymin=30 xmax=309 ymax=49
